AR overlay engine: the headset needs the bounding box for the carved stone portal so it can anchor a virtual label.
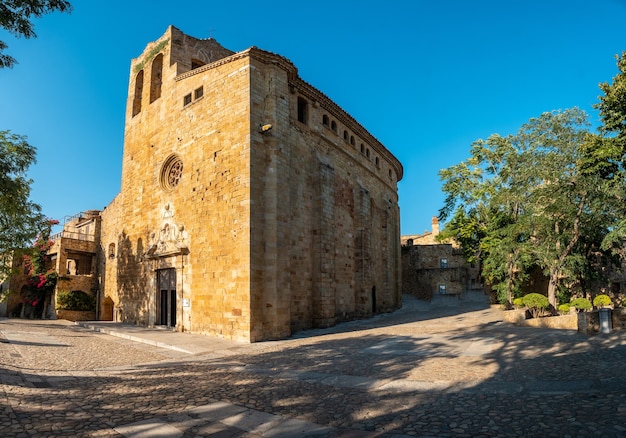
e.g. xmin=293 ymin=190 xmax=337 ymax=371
xmin=145 ymin=204 xmax=189 ymax=258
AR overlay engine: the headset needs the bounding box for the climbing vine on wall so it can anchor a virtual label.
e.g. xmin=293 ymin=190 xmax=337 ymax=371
xmin=133 ymin=39 xmax=169 ymax=73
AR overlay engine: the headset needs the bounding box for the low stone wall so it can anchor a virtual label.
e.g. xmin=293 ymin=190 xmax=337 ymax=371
xmin=613 ymin=308 xmax=626 ymax=330
xmin=56 ymin=310 xmax=96 ymax=321
xmin=503 ymin=308 xmax=626 ymax=334
xmin=523 ymin=313 xmax=578 ymax=330
xmin=502 ymin=308 xmax=528 ymax=325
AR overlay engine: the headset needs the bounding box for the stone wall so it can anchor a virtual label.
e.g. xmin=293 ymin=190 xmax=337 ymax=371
xmin=57 ymin=310 xmax=96 ymax=322
xmin=503 ymin=308 xmax=626 ymax=333
xmin=99 ymin=26 xmax=403 ymax=342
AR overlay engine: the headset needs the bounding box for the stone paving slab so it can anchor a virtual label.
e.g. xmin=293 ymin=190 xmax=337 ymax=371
xmin=114 ymin=400 xmax=337 ymax=437
xmin=4 ymin=296 xmax=626 ymax=437
xmin=79 ymin=321 xmax=247 ymax=355
xmin=115 ymin=419 xmax=184 ymax=438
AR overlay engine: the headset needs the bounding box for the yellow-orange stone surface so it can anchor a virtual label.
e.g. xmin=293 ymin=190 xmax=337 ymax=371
xmin=98 ymin=26 xmax=403 ymax=342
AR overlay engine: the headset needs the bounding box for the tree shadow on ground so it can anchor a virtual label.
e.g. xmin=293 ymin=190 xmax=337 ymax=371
xmin=4 ymin=311 xmax=626 ymax=437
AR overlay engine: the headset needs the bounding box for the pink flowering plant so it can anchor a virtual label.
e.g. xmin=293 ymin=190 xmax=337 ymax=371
xmin=21 ymin=219 xmax=58 ymax=310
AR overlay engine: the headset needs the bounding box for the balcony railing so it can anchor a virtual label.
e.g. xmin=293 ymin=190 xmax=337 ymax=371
xmin=50 ymin=231 xmax=96 ymax=242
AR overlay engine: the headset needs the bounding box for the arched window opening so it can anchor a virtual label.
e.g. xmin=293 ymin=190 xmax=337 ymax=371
xmin=350 ymin=135 xmax=355 ymax=146
xmin=132 ymin=70 xmax=144 ymax=117
xmin=331 ymin=121 xmax=337 ymax=132
xmin=150 ymin=54 xmax=164 ymax=103
xmin=322 ymin=114 xmax=329 ymax=126
xmin=343 ymin=130 xmax=349 ymax=141
xmin=360 ymin=144 xmax=365 ymax=154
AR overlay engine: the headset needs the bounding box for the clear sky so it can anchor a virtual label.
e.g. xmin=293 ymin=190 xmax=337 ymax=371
xmin=1 ymin=0 xmax=625 ymax=236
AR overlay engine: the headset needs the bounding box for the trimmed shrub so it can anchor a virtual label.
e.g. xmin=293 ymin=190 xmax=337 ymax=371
xmin=522 ymin=293 xmax=549 ymax=318
xmin=570 ymin=297 xmax=592 ymax=312
xmin=512 ymin=297 xmax=524 ymax=308
xmin=558 ymin=303 xmax=571 ymax=314
xmin=56 ymin=290 xmax=96 ymax=311
xmin=593 ymin=294 xmax=612 ymax=308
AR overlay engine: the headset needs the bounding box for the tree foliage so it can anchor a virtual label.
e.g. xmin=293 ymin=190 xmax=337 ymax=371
xmin=0 ymin=0 xmax=72 ymax=68
xmin=522 ymin=293 xmax=550 ymax=318
xmin=16 ymin=218 xmax=57 ymax=316
xmin=593 ymin=52 xmax=626 ymax=257
xmin=0 ymin=130 xmax=45 ymax=279
xmin=570 ymin=297 xmax=592 ymax=312
xmin=56 ymin=290 xmax=95 ymax=311
xmin=439 ymin=109 xmax=618 ymax=308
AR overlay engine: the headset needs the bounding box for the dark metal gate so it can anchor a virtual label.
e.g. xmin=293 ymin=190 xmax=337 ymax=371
xmin=157 ymin=268 xmax=176 ymax=327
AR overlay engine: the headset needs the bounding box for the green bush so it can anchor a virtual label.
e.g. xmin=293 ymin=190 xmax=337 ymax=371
xmin=56 ymin=290 xmax=96 ymax=311
xmin=558 ymin=303 xmax=571 ymax=314
xmin=570 ymin=297 xmax=592 ymax=312
xmin=522 ymin=293 xmax=550 ymax=318
xmin=593 ymin=294 xmax=612 ymax=308
xmin=512 ymin=297 xmax=524 ymax=308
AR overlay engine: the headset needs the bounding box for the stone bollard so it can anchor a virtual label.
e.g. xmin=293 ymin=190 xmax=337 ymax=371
xmin=599 ymin=308 xmax=612 ymax=334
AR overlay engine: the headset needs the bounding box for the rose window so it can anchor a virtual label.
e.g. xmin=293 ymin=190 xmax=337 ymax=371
xmin=160 ymin=154 xmax=184 ymax=191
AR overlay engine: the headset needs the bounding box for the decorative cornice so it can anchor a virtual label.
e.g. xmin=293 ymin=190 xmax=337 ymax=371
xmin=174 ymin=45 xmax=403 ymax=181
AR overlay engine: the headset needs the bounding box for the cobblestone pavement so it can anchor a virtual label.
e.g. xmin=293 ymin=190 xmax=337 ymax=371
xmin=2 ymin=296 xmax=626 ymax=437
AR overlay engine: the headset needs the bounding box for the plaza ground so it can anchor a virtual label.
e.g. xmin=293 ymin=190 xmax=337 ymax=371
xmin=2 ymin=294 xmax=626 ymax=437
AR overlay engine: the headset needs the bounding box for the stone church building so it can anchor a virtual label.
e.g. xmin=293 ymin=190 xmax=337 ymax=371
xmin=56 ymin=26 xmax=403 ymax=342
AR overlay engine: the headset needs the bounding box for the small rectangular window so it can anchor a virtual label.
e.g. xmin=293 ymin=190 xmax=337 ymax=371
xmin=440 ymin=258 xmax=448 ymax=268
xmin=297 ymin=97 xmax=308 ymax=124
xmin=194 ymin=86 xmax=203 ymax=100
xmin=439 ymin=284 xmax=447 ymax=295
xmin=183 ymin=93 xmax=192 ymax=106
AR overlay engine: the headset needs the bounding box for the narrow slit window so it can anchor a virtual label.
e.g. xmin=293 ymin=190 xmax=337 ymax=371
xmin=150 ymin=54 xmax=163 ymax=103
xmin=132 ymin=70 xmax=144 ymax=117
xmin=297 ymin=97 xmax=308 ymax=124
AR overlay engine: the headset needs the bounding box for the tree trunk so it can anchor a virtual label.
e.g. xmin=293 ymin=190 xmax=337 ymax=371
xmin=547 ymin=268 xmax=559 ymax=309
xmin=506 ymin=257 xmax=515 ymax=305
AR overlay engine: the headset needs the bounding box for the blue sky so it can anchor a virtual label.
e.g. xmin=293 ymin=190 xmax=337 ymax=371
xmin=1 ymin=0 xmax=625 ymax=235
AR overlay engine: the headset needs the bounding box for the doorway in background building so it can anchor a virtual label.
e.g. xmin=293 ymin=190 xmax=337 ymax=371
xmin=157 ymin=268 xmax=176 ymax=327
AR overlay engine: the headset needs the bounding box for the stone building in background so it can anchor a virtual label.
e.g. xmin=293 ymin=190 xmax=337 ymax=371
xmin=86 ymin=26 xmax=403 ymax=341
xmin=401 ymin=217 xmax=482 ymax=301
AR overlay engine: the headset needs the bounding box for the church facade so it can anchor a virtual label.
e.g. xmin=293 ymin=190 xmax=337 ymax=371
xmin=77 ymin=26 xmax=402 ymax=341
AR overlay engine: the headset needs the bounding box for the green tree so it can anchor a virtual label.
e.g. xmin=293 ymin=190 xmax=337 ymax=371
xmin=0 ymin=130 xmax=45 ymax=280
xmin=440 ymin=109 xmax=616 ymax=308
xmin=0 ymin=0 xmax=72 ymax=68
xmin=593 ymin=52 xmax=626 ymax=257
